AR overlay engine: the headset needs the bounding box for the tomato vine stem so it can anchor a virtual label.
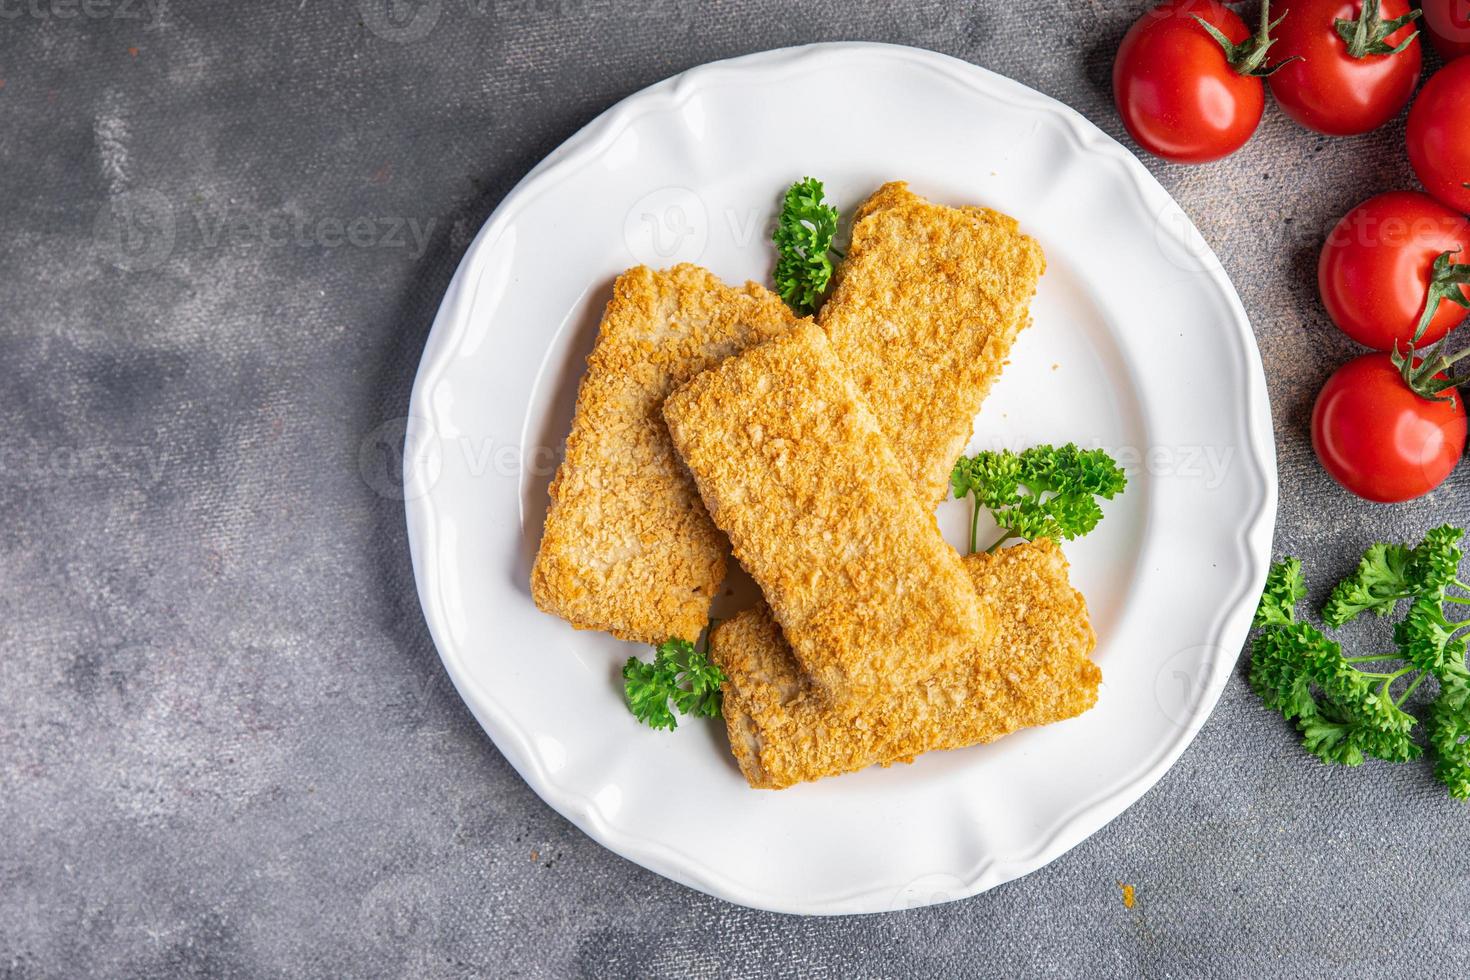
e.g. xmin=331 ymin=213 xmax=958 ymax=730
xmin=1196 ymin=0 xmax=1300 ymax=77
xmin=1335 ymin=0 xmax=1421 ymax=59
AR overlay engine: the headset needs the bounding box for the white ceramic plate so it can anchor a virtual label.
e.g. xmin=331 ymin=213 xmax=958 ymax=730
xmin=404 ymin=42 xmax=1276 ymax=915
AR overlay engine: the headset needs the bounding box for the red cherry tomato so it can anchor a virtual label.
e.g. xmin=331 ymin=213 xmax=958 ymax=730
xmin=1408 ymin=58 xmax=1470 ymax=215
xmin=1113 ymin=0 xmax=1266 ymax=163
xmin=1318 ymin=192 xmax=1470 ymax=351
xmin=1422 ymin=0 xmax=1470 ymax=61
xmin=1267 ymin=0 xmax=1421 ymax=136
xmin=1312 ymin=353 xmax=1466 ymax=503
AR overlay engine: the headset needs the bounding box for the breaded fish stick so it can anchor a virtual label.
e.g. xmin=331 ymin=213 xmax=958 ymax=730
xmin=662 ymin=322 xmax=989 ymax=703
xmin=531 ymin=265 xmax=799 ymax=645
xmin=820 ymin=182 xmax=1046 ymax=505
xmin=714 ymin=539 xmax=1100 ymax=789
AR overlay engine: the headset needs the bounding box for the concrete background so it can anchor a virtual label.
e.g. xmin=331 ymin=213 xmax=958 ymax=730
xmin=4 ymin=1 xmax=1469 ymax=976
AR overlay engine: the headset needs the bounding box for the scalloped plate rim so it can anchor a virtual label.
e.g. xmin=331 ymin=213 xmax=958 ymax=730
xmin=404 ymin=41 xmax=1277 ymax=915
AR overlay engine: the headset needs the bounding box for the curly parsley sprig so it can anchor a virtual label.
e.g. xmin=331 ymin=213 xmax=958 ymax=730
xmin=950 ymin=444 xmax=1127 ymax=554
xmin=1249 ymin=560 xmax=1420 ymax=766
xmin=1250 ymin=527 xmax=1470 ymax=797
xmin=772 ymin=177 xmax=841 ymax=316
xmin=622 ymin=636 xmax=726 ymax=731
xmin=1321 ymin=542 xmax=1414 ymax=626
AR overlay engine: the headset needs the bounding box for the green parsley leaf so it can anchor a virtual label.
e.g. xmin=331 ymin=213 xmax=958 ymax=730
xmin=622 ymin=636 xmax=727 ymax=731
xmin=1322 ymin=543 xmax=1412 ymax=627
xmin=622 ymin=655 xmax=678 ymax=731
xmin=1425 ymin=698 xmax=1470 ymax=799
xmin=772 ymin=177 xmax=840 ymax=316
xmin=1321 ymin=527 xmax=1466 ymax=628
xmin=1250 ymin=528 xmax=1470 ymax=797
xmin=1249 ymin=621 xmax=1328 ymax=722
xmin=1247 ymin=586 xmax=1420 ymax=767
xmin=1407 ymin=525 xmax=1465 ymax=594
xmin=1395 ymin=597 xmax=1466 ymax=675
xmin=950 ymin=443 xmax=1127 ymax=554
xmin=1254 ymin=557 xmax=1305 ymax=629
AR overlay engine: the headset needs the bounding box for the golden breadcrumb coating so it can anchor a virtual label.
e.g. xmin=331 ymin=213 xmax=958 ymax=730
xmin=530 ymin=264 xmax=800 ymax=644
xmin=820 ymin=181 xmax=1047 ymax=506
xmin=713 ymin=538 xmax=1100 ymax=789
xmin=662 ymin=322 xmax=990 ymax=704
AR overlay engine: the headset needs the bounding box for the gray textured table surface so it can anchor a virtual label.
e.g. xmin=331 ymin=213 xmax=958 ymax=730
xmin=5 ymin=1 xmax=1470 ymax=977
